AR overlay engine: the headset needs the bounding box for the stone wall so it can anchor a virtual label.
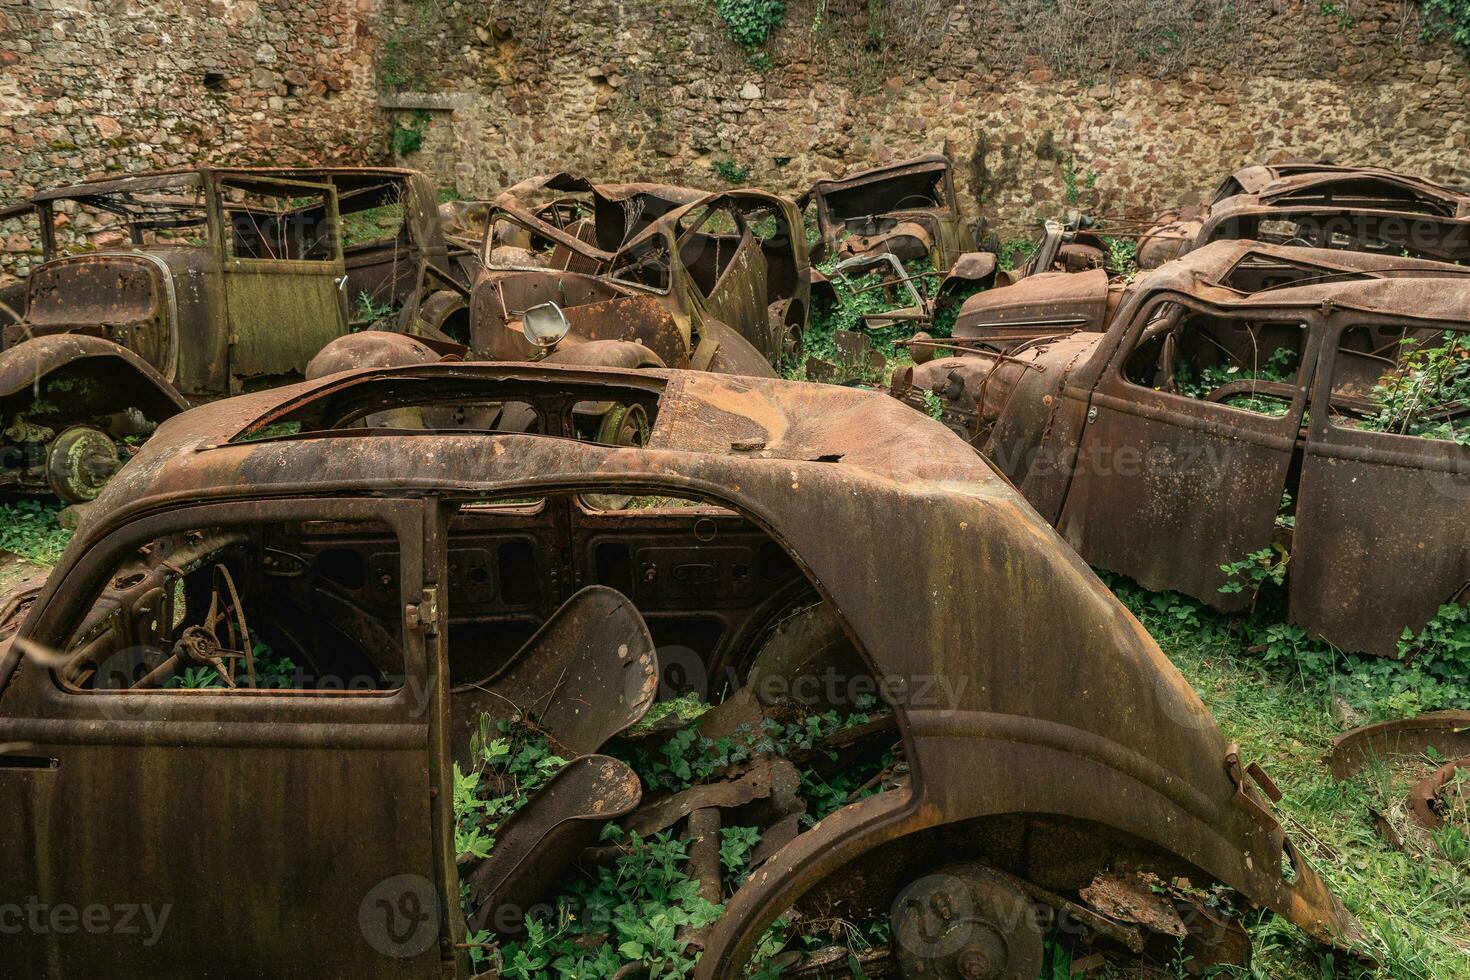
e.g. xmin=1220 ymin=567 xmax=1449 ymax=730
xmin=0 ymin=0 xmax=383 ymax=279
xmin=382 ymin=0 xmax=1470 ymax=239
xmin=3 ymin=0 xmax=1469 ymax=282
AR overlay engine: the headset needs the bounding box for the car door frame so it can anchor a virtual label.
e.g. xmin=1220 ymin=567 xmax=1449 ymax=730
xmin=1056 ymin=290 xmax=1323 ymax=606
xmin=1292 ymin=312 xmax=1470 ymax=655
xmin=0 ymin=495 xmax=455 ymax=979
xmin=214 ymin=173 xmax=351 ymax=392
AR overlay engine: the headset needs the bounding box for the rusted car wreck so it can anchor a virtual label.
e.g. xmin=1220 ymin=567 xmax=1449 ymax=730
xmin=803 ymin=155 xmax=998 ymax=321
xmin=0 ymin=166 xmax=468 ymax=503
xmin=0 ymin=361 xmax=1360 ymax=976
xmin=1137 ymin=163 xmax=1470 ymax=269
xmin=465 ymin=173 xmax=811 ymax=377
xmin=896 ymin=240 xmax=1470 ymax=658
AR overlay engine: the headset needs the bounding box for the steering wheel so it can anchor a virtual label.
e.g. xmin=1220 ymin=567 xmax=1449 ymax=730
xmin=890 ymin=194 xmax=939 ymax=211
xmin=170 ymin=564 xmax=255 ymax=688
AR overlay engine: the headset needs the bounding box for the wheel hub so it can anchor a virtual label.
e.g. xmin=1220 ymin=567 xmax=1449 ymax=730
xmin=45 ymin=425 xmax=122 ymax=504
xmin=890 ymin=864 xmax=1044 ymax=980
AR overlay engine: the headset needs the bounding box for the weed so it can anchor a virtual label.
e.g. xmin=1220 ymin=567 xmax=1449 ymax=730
xmin=997 ymin=237 xmax=1038 ymax=273
xmin=353 ymin=291 xmax=397 ymax=325
xmin=921 ymin=389 xmax=944 ymax=421
xmin=788 ymin=256 xmax=942 ymax=380
xmin=493 ymin=830 xmax=722 ymax=977
xmin=1103 ymin=235 xmax=1139 ymax=280
xmin=390 ymin=110 xmax=430 ymax=157
xmin=1108 ymin=571 xmax=1470 ymax=977
xmin=1062 ymin=156 xmax=1097 ymax=206
xmin=1421 ymin=0 xmax=1470 ymax=53
xmin=1357 ymin=331 xmax=1470 ymax=444
xmin=1173 ymin=345 xmax=1299 ymax=417
xmin=0 ymin=500 xmax=72 ymax=565
xmin=1319 ymin=1 xmax=1357 ymax=28
xmin=711 ymin=158 xmax=751 ymax=185
xmin=719 ymin=825 xmax=761 ymax=888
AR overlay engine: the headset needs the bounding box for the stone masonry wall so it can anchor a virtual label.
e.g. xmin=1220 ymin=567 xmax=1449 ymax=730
xmin=3 ymin=0 xmax=1469 ymax=282
xmin=0 ymin=0 xmax=383 ymax=279
xmin=381 ymin=0 xmax=1470 ymax=240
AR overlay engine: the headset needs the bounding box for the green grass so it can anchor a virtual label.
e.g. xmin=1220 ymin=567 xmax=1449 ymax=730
xmin=1111 ymin=579 xmax=1470 ymax=979
xmin=0 ymin=500 xmax=72 ymax=565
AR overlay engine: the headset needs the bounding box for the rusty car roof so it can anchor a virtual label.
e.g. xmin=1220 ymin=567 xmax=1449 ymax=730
xmin=804 ymin=153 xmax=952 ymax=195
xmin=1141 ymin=240 xmax=1470 ymax=319
xmin=83 ymin=362 xmax=997 ymax=521
xmin=1211 ymin=165 xmax=1470 ymax=219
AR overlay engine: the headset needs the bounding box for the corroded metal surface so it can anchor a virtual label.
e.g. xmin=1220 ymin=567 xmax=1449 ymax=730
xmin=466 ymin=175 xmax=811 ymax=380
xmin=0 ymin=165 xmax=469 ymax=500
xmin=0 ymin=360 xmax=1361 ymax=975
xmin=803 ymin=155 xmax=978 ymax=273
xmin=1326 ymin=712 xmax=1470 ymax=780
xmin=897 ymin=240 xmax=1470 ymax=657
xmin=449 ymin=585 xmax=658 ymax=760
xmin=1137 ymin=163 xmax=1470 ymax=269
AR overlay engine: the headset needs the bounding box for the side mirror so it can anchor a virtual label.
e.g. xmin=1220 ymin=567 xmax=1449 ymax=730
xmin=521 ymin=301 xmax=570 ymax=349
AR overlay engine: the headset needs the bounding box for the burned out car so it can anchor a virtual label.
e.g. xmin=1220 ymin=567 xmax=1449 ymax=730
xmin=803 ymin=155 xmax=982 ymax=273
xmin=0 ymin=166 xmax=467 ymax=503
xmin=458 ymin=174 xmax=811 ymax=378
xmin=0 ymin=361 xmax=1360 ymax=977
xmin=1137 ymin=163 xmax=1470 ymax=270
xmin=803 ymin=155 xmax=1000 ymax=320
xmin=896 ymin=240 xmax=1470 ymax=657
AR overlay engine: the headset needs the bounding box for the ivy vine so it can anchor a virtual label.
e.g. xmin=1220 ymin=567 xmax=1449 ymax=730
xmin=1420 ymin=0 xmax=1470 ymax=55
xmin=713 ymin=0 xmax=786 ymax=49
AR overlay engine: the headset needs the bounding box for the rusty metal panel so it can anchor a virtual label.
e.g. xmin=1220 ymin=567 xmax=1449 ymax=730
xmin=0 ymin=361 xmax=1364 ymax=977
xmin=955 ymin=268 xmax=1111 ymax=347
xmin=0 ymin=497 xmax=437 ymax=976
xmin=21 ymin=254 xmax=175 ymax=378
xmin=225 ymin=259 xmax=347 ymax=385
xmin=1292 ymin=411 xmax=1470 ymax=659
xmin=700 ymin=234 xmax=770 ymax=357
xmin=1057 ymin=382 xmax=1306 ymax=608
xmin=563 ymin=293 xmax=689 ymax=369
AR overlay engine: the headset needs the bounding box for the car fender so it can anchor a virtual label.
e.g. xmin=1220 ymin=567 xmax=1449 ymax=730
xmin=696 ymin=757 xmax=1359 ymax=980
xmin=0 ymin=334 xmax=187 ymax=419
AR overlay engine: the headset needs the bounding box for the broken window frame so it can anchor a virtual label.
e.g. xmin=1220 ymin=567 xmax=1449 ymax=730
xmin=1314 ymin=314 xmax=1470 ymax=445
xmin=1115 ymin=293 xmax=1315 ymax=422
xmin=37 ymin=497 xmax=427 ymax=704
xmin=36 ymin=177 xmax=215 ymax=259
xmin=214 ymin=174 xmax=344 ymax=267
xmin=435 ymin=483 xmax=890 ymax=698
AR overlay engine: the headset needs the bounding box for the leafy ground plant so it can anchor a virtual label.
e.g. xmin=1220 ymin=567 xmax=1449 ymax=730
xmin=0 ymin=500 xmax=72 ymax=564
xmin=1108 ymin=574 xmax=1470 ymax=979
xmin=784 ymin=255 xmax=946 ymax=382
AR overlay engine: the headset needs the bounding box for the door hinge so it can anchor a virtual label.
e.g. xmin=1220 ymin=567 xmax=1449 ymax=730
xmin=406 ymin=587 xmax=439 ymax=634
xmin=1086 ymin=407 xmax=1098 ymax=422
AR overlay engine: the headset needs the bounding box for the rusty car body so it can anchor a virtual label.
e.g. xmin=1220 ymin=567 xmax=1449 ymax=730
xmin=939 ymin=234 xmax=1466 ymax=355
xmin=455 ymin=174 xmax=811 ymax=379
xmin=0 ymin=360 xmax=1359 ymax=977
xmin=896 ymin=240 xmax=1470 ymax=658
xmin=1137 ymin=163 xmax=1470 ymax=270
xmin=803 ymin=155 xmax=981 ymax=272
xmin=0 ymin=166 xmax=469 ymax=503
